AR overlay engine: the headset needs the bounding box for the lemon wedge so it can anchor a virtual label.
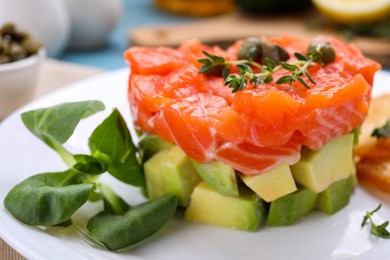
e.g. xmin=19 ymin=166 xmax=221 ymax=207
xmin=312 ymin=0 xmax=390 ymax=24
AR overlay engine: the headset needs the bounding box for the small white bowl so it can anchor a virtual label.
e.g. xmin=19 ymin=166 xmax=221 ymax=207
xmin=0 ymin=48 xmax=45 ymax=119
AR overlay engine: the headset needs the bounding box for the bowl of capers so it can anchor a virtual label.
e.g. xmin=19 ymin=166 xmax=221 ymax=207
xmin=0 ymin=23 xmax=45 ymax=120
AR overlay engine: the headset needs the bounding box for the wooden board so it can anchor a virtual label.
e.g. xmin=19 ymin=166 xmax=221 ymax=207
xmin=130 ymin=11 xmax=390 ymax=66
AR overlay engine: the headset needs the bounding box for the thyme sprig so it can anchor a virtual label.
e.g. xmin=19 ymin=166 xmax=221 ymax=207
xmin=371 ymin=119 xmax=390 ymax=139
xmin=361 ymin=204 xmax=390 ymax=239
xmin=198 ymin=45 xmax=327 ymax=93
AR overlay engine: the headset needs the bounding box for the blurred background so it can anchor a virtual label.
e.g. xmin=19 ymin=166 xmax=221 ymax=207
xmin=1 ymin=0 xmax=389 ymax=70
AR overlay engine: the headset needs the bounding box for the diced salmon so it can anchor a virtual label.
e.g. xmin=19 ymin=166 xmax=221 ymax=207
xmin=125 ymin=35 xmax=381 ymax=175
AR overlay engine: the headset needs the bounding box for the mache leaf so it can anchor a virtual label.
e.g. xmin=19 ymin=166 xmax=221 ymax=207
xmin=4 ymin=170 xmax=94 ymax=226
xmin=89 ymin=109 xmax=145 ymax=187
xmin=21 ymin=101 xmax=105 ymax=166
xmin=87 ymin=194 xmax=177 ymax=251
xmin=21 ymin=100 xmax=104 ymax=144
xmin=72 ymin=154 xmax=107 ymax=175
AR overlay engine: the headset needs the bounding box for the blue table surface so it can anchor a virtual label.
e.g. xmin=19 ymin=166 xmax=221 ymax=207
xmin=59 ymin=0 xmax=389 ymax=72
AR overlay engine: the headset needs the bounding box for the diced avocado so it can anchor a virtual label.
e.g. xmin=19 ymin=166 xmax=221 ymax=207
xmin=318 ymin=175 xmax=354 ymax=215
xmin=240 ymin=163 xmax=297 ymax=202
xmin=191 ymin=160 xmax=239 ymax=197
xmin=290 ymin=134 xmax=355 ymax=193
xmin=144 ymin=145 xmax=201 ymax=207
xmin=184 ymin=183 xmax=266 ymax=231
xmin=267 ymin=187 xmax=318 ymax=226
xmin=139 ymin=134 xmax=174 ymax=162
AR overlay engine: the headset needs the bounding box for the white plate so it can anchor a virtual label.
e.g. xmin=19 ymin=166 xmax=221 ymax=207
xmin=1 ymin=69 xmax=390 ymax=260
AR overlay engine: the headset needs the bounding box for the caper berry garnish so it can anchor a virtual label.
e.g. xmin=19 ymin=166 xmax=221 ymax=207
xmin=275 ymin=45 xmax=290 ymax=62
xmin=10 ymin=43 xmax=27 ymax=61
xmin=308 ymin=41 xmax=335 ymax=65
xmin=238 ymin=37 xmax=290 ymax=64
xmin=259 ymin=41 xmax=290 ymax=63
xmin=0 ymin=22 xmax=41 ymax=64
xmin=22 ymin=38 xmax=41 ymax=54
xmin=199 ymin=37 xmax=337 ymax=92
xmin=0 ymin=23 xmax=16 ymax=36
xmin=237 ymin=37 xmax=262 ymax=61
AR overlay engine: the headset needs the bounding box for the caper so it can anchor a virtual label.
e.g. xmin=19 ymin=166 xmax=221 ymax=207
xmin=0 ymin=23 xmax=16 ymax=36
xmin=22 ymin=38 xmax=41 ymax=55
xmin=260 ymin=42 xmax=278 ymax=62
xmin=308 ymin=41 xmax=336 ymax=65
xmin=237 ymin=37 xmax=262 ymax=61
xmin=260 ymin=42 xmax=289 ymax=63
xmin=275 ymin=44 xmax=290 ymax=62
xmin=13 ymin=31 xmax=28 ymax=42
xmin=1 ymin=37 xmax=11 ymax=55
xmin=238 ymin=37 xmax=290 ymax=64
xmin=0 ymin=23 xmax=41 ymax=64
xmin=10 ymin=42 xmax=27 ymax=61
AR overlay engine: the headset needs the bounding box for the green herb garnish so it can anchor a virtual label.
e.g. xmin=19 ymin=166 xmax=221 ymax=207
xmin=87 ymin=184 xmax=177 ymax=251
xmin=3 ymin=101 xmax=178 ymax=251
xmin=198 ymin=40 xmax=334 ymax=93
xmin=371 ymin=119 xmax=390 ymax=139
xmin=361 ymin=204 xmax=390 ymax=239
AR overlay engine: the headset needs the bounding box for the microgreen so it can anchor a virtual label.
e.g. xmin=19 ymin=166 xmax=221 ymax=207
xmin=88 ymin=109 xmax=145 ymax=187
xmin=4 ymin=170 xmax=94 ymax=226
xmin=21 ymin=101 xmax=105 ymax=166
xmin=87 ymin=192 xmax=177 ymax=251
xmin=198 ymin=42 xmax=332 ymax=93
xmin=371 ymin=119 xmax=390 ymax=139
xmin=3 ymin=101 xmax=177 ymax=251
xmin=361 ymin=204 xmax=390 ymax=239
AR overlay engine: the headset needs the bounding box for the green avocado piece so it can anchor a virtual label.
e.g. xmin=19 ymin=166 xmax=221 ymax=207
xmin=240 ymin=162 xmax=297 ymax=202
xmin=185 ymin=182 xmax=266 ymax=231
xmin=143 ymin=145 xmax=201 ymax=207
xmin=318 ymin=175 xmax=354 ymax=215
xmin=138 ymin=134 xmax=174 ymax=162
xmin=290 ymin=134 xmax=355 ymax=193
xmin=191 ymin=160 xmax=239 ymax=197
xmin=267 ymin=187 xmax=318 ymax=226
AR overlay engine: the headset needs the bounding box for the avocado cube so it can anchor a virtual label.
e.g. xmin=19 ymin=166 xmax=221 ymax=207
xmin=139 ymin=134 xmax=174 ymax=162
xmin=144 ymin=145 xmax=201 ymax=207
xmin=290 ymin=134 xmax=355 ymax=193
xmin=267 ymin=187 xmax=318 ymax=226
xmin=191 ymin=160 xmax=239 ymax=197
xmin=185 ymin=183 xmax=266 ymax=231
xmin=318 ymin=175 xmax=353 ymax=215
xmin=240 ymin=162 xmax=297 ymax=202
